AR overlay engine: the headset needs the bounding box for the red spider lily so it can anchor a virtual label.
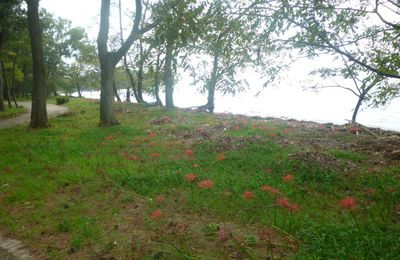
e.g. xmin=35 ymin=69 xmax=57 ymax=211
xmin=347 ymin=127 xmax=360 ymax=134
xmin=155 ymin=195 xmax=165 ymax=204
xmin=276 ymin=197 xmax=291 ymax=208
xmin=148 ymin=132 xmax=157 ymax=137
xmin=198 ymin=179 xmax=214 ymax=189
xmin=217 ymin=153 xmax=225 ymax=161
xmin=260 ymin=185 xmax=280 ymax=195
xmin=283 ymin=174 xmax=294 ymax=182
xmin=184 ymin=149 xmax=194 ymax=156
xmin=151 ymin=152 xmax=160 ymax=158
xmin=288 ymin=203 xmax=300 ymax=212
xmin=243 ymin=191 xmax=254 ymax=200
xmin=184 ymin=173 xmax=197 ymax=182
xmin=128 ymin=155 xmax=140 ymax=161
xmin=340 ymin=196 xmax=357 ymax=210
xmin=150 ymin=210 xmax=162 ymax=220
xmin=275 ymin=197 xmax=300 ymax=212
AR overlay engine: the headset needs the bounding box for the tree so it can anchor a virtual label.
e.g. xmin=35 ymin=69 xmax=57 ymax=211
xmin=0 ymin=0 xmax=22 ymax=111
xmin=151 ymin=0 xmax=204 ymax=108
xmin=188 ymin=0 xmax=259 ymax=113
xmin=251 ymin=0 xmax=400 ymax=108
xmin=97 ymin=0 xmax=149 ymax=126
xmin=26 ymin=0 xmax=48 ymax=128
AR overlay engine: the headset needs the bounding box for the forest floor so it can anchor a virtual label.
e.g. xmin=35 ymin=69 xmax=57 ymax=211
xmin=0 ymin=98 xmax=399 ymax=259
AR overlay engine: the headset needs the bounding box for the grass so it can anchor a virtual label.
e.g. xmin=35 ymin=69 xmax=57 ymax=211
xmin=0 ymin=98 xmax=399 ymax=259
xmin=0 ymin=106 xmax=27 ymax=119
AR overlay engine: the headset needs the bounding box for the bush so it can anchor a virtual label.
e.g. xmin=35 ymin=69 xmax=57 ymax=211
xmin=56 ymin=96 xmax=69 ymax=105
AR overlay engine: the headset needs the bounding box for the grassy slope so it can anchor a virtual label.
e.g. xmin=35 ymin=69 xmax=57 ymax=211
xmin=0 ymin=98 xmax=399 ymax=259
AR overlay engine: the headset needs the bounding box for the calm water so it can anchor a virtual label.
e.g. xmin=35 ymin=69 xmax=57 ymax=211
xmin=77 ymin=84 xmax=400 ymax=132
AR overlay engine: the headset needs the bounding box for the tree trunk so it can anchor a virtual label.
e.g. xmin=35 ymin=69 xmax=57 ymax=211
xmin=164 ymin=42 xmax=174 ymax=108
xmin=76 ymin=84 xmax=82 ymax=97
xmin=0 ymin=56 xmax=4 ymax=111
xmin=0 ymin=60 xmax=12 ymax=108
xmin=206 ymin=51 xmax=220 ymax=113
xmin=352 ymin=92 xmax=366 ymax=123
xmin=136 ymin=41 xmax=145 ymax=103
xmin=153 ymin=53 xmax=162 ymax=106
xmin=113 ymin=81 xmax=122 ymax=102
xmin=26 ymin=0 xmax=48 ymax=128
xmin=99 ymin=58 xmax=118 ymax=125
xmin=10 ymin=53 xmax=19 ymax=108
xmin=126 ymin=87 xmax=131 ymax=102
xmin=124 ymin=64 xmax=139 ymax=102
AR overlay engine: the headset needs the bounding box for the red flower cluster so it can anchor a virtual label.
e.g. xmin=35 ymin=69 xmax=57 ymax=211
xmin=128 ymin=155 xmax=140 ymax=161
xmin=340 ymin=196 xmax=357 ymax=210
xmin=150 ymin=209 xmax=162 ymax=219
xmin=148 ymin=132 xmax=157 ymax=137
xmin=217 ymin=154 xmax=226 ymax=161
xmin=151 ymin=152 xmax=160 ymax=158
xmin=198 ymin=179 xmax=214 ymax=189
xmin=243 ymin=191 xmax=254 ymax=200
xmin=275 ymin=197 xmax=300 ymax=212
xmin=184 ymin=173 xmax=197 ymax=182
xmin=184 ymin=149 xmax=194 ymax=156
xmin=261 ymin=185 xmax=280 ymax=195
xmin=268 ymin=132 xmax=277 ymax=138
xmin=282 ymin=174 xmax=294 ymax=182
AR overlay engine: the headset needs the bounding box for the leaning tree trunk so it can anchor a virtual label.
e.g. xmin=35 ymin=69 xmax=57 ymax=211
xmin=26 ymin=0 xmax=48 ymax=128
xmin=164 ymin=42 xmax=174 ymax=108
xmin=76 ymin=84 xmax=82 ymax=97
xmin=113 ymin=81 xmax=122 ymax=102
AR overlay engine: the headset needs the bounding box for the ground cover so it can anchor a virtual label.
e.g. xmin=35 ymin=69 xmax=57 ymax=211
xmin=0 ymin=98 xmax=399 ymax=259
xmin=0 ymin=107 xmax=27 ymax=119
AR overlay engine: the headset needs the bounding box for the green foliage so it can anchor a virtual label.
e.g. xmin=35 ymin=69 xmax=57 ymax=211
xmin=55 ymin=96 xmax=69 ymax=105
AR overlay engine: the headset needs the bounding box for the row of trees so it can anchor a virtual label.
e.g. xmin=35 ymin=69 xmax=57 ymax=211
xmin=1 ymin=0 xmax=399 ymax=127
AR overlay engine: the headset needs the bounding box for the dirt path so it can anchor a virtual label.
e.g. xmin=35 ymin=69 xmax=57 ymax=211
xmin=0 ymin=102 xmax=69 ymax=129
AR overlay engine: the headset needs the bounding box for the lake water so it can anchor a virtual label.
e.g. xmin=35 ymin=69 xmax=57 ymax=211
xmin=76 ymin=83 xmax=400 ymax=132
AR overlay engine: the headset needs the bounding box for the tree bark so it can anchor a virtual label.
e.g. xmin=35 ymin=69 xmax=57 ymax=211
xmin=0 ymin=60 xmax=12 ymax=108
xmin=76 ymin=84 xmax=82 ymax=97
xmin=351 ymin=94 xmax=364 ymax=123
xmin=26 ymin=0 xmax=48 ymax=128
xmin=0 ymin=60 xmax=4 ymax=111
xmin=11 ymin=51 xmax=19 ymax=107
xmin=205 ymin=49 xmax=220 ymax=113
xmin=153 ymin=53 xmax=162 ymax=106
xmin=164 ymin=42 xmax=174 ymax=108
xmin=126 ymin=87 xmax=131 ymax=102
xmin=136 ymin=41 xmax=145 ymax=103
xmin=98 ymin=0 xmax=142 ymax=125
xmin=113 ymin=81 xmax=122 ymax=102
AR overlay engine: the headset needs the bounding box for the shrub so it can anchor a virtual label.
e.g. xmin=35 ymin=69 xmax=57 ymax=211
xmin=56 ymin=96 xmax=70 ymax=105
